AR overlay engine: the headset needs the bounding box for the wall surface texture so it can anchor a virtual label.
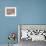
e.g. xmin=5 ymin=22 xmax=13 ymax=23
xmin=0 ymin=0 xmax=46 ymax=44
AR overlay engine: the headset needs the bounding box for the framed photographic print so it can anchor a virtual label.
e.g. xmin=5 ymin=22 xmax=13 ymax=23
xmin=18 ymin=24 xmax=46 ymax=42
xmin=5 ymin=7 xmax=16 ymax=16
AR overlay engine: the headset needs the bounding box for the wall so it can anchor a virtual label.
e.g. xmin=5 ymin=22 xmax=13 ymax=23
xmin=0 ymin=0 xmax=46 ymax=44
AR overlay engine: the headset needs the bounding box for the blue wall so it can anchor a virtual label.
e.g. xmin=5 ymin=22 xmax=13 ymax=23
xmin=0 ymin=0 xmax=46 ymax=44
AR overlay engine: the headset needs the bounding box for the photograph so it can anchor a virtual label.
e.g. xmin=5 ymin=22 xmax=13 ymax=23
xmin=5 ymin=7 xmax=16 ymax=16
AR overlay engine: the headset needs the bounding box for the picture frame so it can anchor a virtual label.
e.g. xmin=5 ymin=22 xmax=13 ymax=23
xmin=5 ymin=7 xmax=16 ymax=16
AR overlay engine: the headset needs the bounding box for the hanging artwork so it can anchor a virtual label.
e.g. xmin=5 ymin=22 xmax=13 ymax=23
xmin=5 ymin=7 xmax=16 ymax=16
xmin=18 ymin=25 xmax=46 ymax=41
